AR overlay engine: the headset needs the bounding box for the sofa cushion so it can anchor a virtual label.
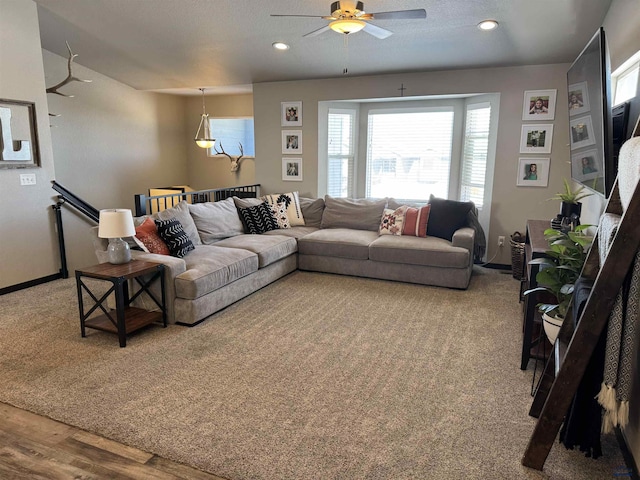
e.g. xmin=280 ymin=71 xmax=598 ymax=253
xmin=175 ymin=245 xmax=258 ymax=300
xmin=237 ymin=202 xmax=279 ymax=234
xmin=214 ymin=234 xmax=297 ymax=268
xmin=262 ymin=192 xmax=305 ymax=226
xmin=298 ymin=229 xmax=379 ymax=260
xmin=379 ymin=207 xmax=407 ymax=236
xmin=299 ymin=197 xmax=325 ymax=227
xmin=155 ymin=200 xmax=201 ymax=246
xmin=188 ymin=198 xmax=245 ymax=244
xmin=427 ymin=195 xmax=474 ymax=241
xmin=155 ymin=218 xmax=195 ymax=258
xmin=370 ymin=235 xmax=470 ymax=268
xmin=263 ymin=226 xmax=319 ymax=239
xmin=135 ymin=217 xmax=169 ymax=255
xmin=321 ymin=196 xmax=387 ymax=231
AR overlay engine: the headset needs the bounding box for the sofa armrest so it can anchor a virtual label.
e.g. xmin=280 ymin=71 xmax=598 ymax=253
xmin=452 ymin=227 xmax=475 ymax=261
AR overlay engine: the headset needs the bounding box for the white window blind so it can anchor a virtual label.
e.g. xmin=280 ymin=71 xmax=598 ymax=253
xmin=613 ymin=61 xmax=639 ymax=106
xmin=327 ymin=109 xmax=356 ymax=197
xmin=365 ymin=109 xmax=454 ymax=201
xmin=460 ymin=103 xmax=491 ymax=209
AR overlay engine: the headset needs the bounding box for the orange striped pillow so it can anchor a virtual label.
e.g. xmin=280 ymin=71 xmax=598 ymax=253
xmin=402 ymin=205 xmax=430 ymax=237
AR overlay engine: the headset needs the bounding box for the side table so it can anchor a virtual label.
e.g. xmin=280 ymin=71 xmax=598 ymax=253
xmin=75 ymin=260 xmax=167 ymax=347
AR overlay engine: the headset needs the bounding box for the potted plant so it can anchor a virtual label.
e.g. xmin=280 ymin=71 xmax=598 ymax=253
xmin=549 ymin=178 xmax=593 ymax=226
xmin=523 ymin=225 xmax=593 ymax=344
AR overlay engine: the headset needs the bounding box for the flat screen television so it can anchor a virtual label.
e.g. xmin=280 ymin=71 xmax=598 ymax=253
xmin=567 ymin=27 xmax=614 ymax=197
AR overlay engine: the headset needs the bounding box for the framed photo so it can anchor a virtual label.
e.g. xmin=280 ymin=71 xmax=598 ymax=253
xmin=520 ymin=124 xmax=553 ymax=154
xmin=522 ymin=89 xmax=557 ymax=121
xmin=282 ymin=130 xmax=302 ymax=154
xmin=568 ymin=81 xmax=590 ymax=116
xmin=282 ymin=158 xmax=303 ymax=181
xmin=569 ymin=115 xmax=596 ymax=149
xmin=0 ymin=99 xmax=40 ymax=168
xmin=571 ymin=149 xmax=600 ymax=183
xmin=281 ymin=101 xmax=302 ymax=127
xmin=516 ymin=158 xmax=550 ymax=187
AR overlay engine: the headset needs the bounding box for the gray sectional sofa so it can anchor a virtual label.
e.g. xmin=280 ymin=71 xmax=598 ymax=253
xmin=91 ymin=194 xmax=476 ymax=326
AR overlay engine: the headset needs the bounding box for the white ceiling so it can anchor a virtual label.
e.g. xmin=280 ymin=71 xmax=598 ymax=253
xmin=33 ymin=0 xmax=613 ymax=95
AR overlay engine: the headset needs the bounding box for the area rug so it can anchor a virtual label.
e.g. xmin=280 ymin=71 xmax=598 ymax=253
xmin=0 ymin=268 xmax=625 ymax=479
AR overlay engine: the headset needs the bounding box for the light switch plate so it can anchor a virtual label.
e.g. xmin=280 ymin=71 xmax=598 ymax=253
xmin=20 ymin=173 xmax=36 ymax=186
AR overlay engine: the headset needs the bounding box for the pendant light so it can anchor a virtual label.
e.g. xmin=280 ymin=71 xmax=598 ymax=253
xmin=194 ymin=88 xmax=215 ymax=149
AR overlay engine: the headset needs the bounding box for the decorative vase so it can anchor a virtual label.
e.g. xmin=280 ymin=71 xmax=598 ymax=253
xmin=542 ymin=312 xmax=564 ymax=345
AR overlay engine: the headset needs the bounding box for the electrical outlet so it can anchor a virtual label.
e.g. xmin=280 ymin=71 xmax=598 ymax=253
xmin=498 ymin=235 xmax=505 ymax=247
xmin=20 ymin=173 xmax=36 ymax=186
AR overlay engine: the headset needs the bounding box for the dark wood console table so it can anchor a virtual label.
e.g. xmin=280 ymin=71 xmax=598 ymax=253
xmin=520 ymin=220 xmax=552 ymax=370
xmin=75 ymin=260 xmax=167 ymax=347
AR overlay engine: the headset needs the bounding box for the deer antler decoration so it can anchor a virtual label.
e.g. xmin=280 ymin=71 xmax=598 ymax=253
xmin=46 ymin=42 xmax=92 ymax=117
xmin=214 ymin=142 xmax=245 ymax=172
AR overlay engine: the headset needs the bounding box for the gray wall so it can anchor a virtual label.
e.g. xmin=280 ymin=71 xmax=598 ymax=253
xmin=253 ymin=65 xmax=572 ymax=265
xmin=0 ymin=0 xmax=58 ymax=289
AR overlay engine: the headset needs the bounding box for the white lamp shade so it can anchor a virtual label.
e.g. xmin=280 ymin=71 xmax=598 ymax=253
xmin=98 ymin=209 xmax=136 ymax=238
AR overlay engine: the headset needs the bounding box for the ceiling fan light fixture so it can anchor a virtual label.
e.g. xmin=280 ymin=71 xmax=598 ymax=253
xmin=272 ymin=42 xmax=290 ymax=50
xmin=329 ymin=19 xmax=366 ymax=35
xmin=194 ymin=88 xmax=215 ymax=149
xmin=477 ymin=20 xmax=499 ymax=31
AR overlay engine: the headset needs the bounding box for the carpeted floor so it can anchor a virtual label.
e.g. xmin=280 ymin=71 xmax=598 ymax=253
xmin=0 ymin=268 xmax=626 ymax=479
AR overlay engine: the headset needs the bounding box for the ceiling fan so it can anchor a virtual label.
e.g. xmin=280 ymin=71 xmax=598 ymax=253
xmin=271 ymin=1 xmax=427 ymax=39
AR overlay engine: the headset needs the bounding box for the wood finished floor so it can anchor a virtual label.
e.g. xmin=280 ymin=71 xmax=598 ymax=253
xmin=0 ymin=402 xmax=226 ymax=480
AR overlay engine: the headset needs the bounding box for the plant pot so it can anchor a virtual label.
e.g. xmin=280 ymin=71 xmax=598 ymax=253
xmin=560 ymin=201 xmax=582 ymax=222
xmin=542 ymin=312 xmax=564 ymax=344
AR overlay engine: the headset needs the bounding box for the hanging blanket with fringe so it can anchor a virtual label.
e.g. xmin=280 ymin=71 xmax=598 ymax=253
xmin=596 ymin=213 xmax=640 ymax=433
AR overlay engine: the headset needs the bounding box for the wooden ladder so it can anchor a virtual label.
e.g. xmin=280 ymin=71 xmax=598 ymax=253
xmin=522 ymin=122 xmax=640 ymax=470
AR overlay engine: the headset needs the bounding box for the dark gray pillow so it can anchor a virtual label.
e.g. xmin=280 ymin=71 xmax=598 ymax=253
xmin=155 ymin=218 xmax=195 ymax=258
xmin=427 ymin=195 xmax=474 ymax=241
xmin=299 ymin=197 xmax=325 ymax=228
xmin=321 ymin=196 xmax=387 ymax=231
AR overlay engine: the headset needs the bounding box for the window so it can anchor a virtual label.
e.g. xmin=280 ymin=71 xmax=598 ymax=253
xmin=612 ymin=51 xmax=640 ymax=106
xmin=365 ymin=109 xmax=454 ymax=201
xmin=207 ymin=118 xmax=255 ymax=157
xmin=327 ymin=109 xmax=356 ymax=197
xmin=460 ymin=103 xmax=491 ymax=209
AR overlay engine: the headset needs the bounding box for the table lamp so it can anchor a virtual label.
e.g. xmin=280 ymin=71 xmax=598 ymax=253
xmin=98 ymin=209 xmax=136 ymax=264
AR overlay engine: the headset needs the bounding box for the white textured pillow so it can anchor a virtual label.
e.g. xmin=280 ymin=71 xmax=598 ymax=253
xmin=618 ymin=137 xmax=640 ymax=212
xmin=188 ymin=198 xmax=245 ymax=244
xmin=262 ymin=192 xmax=305 ymax=226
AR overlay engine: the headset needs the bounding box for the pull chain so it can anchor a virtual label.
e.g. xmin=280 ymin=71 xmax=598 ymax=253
xmin=343 ymin=34 xmax=349 ymax=75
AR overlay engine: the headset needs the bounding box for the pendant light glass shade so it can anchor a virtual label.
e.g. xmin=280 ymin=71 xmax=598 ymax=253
xmin=195 ymin=88 xmax=215 ymax=149
xmin=329 ymin=19 xmax=366 ymax=35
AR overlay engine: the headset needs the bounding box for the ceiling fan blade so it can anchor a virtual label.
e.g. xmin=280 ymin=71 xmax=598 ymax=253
xmin=362 ymin=22 xmax=393 ymax=39
xmin=303 ymin=25 xmax=331 ymax=38
xmin=370 ymin=9 xmax=427 ymax=20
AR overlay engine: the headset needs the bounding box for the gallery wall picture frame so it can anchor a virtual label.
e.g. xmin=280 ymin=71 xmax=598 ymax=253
xmin=0 ymin=98 xmax=40 ymax=168
xmin=522 ymin=89 xmax=557 ymax=121
xmin=281 ymin=101 xmax=302 ymax=127
xmin=282 ymin=157 xmax=303 ymax=181
xmin=569 ymin=115 xmax=596 ymax=149
xmin=519 ymin=124 xmax=553 ymax=154
xmin=568 ymin=81 xmax=590 ymax=116
xmin=516 ymin=158 xmax=550 ymax=187
xmin=282 ymin=130 xmax=302 ymax=154
xmin=571 ymin=149 xmax=600 ymax=183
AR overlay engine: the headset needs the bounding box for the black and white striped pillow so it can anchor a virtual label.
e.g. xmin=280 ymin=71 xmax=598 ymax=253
xmin=155 ymin=218 xmax=195 ymax=258
xmin=237 ymin=202 xmax=279 ymax=234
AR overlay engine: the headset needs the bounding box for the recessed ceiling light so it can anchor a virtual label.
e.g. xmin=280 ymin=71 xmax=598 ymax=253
xmin=477 ymin=20 xmax=499 ymax=31
xmin=272 ymin=42 xmax=290 ymax=50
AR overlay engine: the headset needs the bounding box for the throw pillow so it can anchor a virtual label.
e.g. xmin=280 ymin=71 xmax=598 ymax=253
xmin=237 ymin=202 xmax=280 ymax=234
xmin=299 ymin=197 xmax=325 ymax=228
xmin=321 ymin=196 xmax=387 ymax=231
xmin=402 ymin=205 xmax=431 ymax=237
xmin=427 ymin=195 xmax=474 ymax=241
xmin=233 ymin=196 xmax=263 ymax=209
xmin=135 ymin=217 xmax=169 ymax=255
xmin=155 ymin=218 xmax=195 ymax=258
xmin=155 ymin=200 xmax=202 ymax=246
xmin=379 ymin=207 xmax=407 ymax=236
xmin=188 ymin=197 xmax=245 ymax=244
xmin=269 ymin=201 xmax=291 ymax=229
xmin=262 ymin=192 xmax=305 ymax=226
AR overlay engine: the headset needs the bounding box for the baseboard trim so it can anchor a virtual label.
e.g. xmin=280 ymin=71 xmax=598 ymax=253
xmin=0 ymin=273 xmax=63 ymax=296
xmin=616 ymin=427 xmax=639 ymax=479
xmin=480 ymin=263 xmax=511 ymax=271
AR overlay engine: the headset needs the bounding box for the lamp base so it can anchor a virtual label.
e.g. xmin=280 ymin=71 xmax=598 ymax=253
xmin=107 ymin=237 xmax=131 ymax=264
